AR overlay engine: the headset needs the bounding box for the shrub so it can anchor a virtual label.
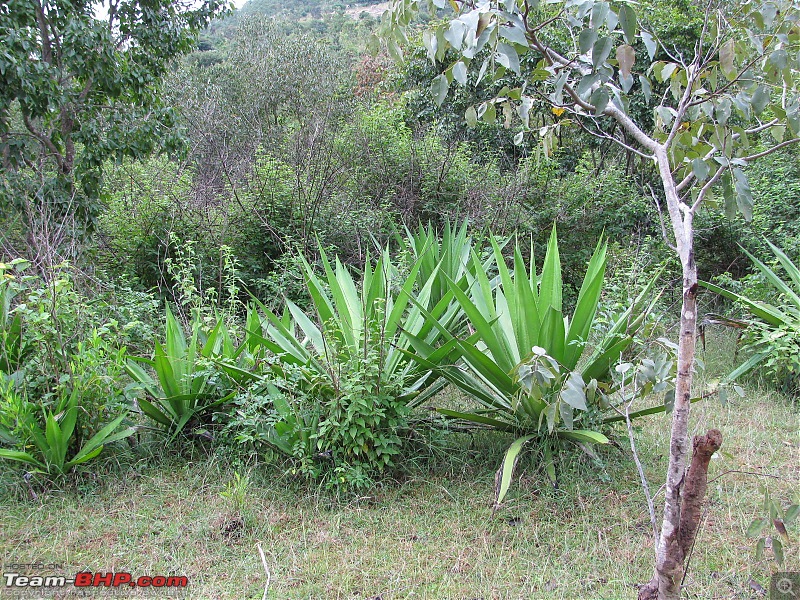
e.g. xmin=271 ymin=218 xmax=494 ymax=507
xmin=402 ymin=226 xmax=664 ymax=505
xmin=231 ymin=228 xmax=483 ymax=487
xmin=0 ymin=260 xmax=140 ymax=477
xmin=0 ymin=260 xmax=140 ymax=445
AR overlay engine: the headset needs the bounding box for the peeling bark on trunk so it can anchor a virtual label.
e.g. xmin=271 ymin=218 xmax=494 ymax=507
xmin=638 ymin=429 xmax=723 ymax=600
xmin=637 ymin=151 xmax=722 ymax=600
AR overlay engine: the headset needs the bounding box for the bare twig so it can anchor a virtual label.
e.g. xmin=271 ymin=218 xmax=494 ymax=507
xmin=707 ymin=469 xmax=784 ymax=485
xmin=619 ymin=375 xmax=660 ymax=550
xmin=256 ymin=542 xmax=271 ymax=600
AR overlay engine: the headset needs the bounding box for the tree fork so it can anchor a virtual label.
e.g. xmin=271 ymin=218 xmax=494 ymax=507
xmin=638 ymin=429 xmax=723 ymax=600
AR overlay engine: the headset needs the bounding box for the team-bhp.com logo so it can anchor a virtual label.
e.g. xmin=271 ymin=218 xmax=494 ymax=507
xmin=4 ymin=571 xmax=188 ymax=590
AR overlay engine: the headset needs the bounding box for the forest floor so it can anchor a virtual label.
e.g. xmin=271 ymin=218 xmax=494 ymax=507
xmin=1 ymin=332 xmax=798 ymax=599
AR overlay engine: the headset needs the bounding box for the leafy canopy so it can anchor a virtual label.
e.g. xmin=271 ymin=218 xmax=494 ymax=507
xmin=380 ymin=0 xmax=800 ymax=223
xmin=0 ymin=0 xmax=229 ymax=223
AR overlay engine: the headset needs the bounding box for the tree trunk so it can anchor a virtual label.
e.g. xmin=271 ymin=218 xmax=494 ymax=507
xmin=639 ymin=429 xmax=723 ymax=599
xmin=639 ymin=153 xmax=723 ymax=599
xmin=658 ymin=248 xmax=699 ymax=598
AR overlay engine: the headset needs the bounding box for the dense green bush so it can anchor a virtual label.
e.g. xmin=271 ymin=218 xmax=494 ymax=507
xmin=0 ymin=262 xmax=140 ymax=428
xmin=0 ymin=260 xmax=146 ymax=476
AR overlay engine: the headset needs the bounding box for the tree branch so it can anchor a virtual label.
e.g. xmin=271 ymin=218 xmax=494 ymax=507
xmin=21 ymin=113 xmax=65 ymax=172
xmin=741 ymin=137 xmax=800 ymax=162
xmin=33 ymin=0 xmax=53 ymax=65
xmin=526 ymin=31 xmax=660 ymax=153
xmin=689 ymin=164 xmax=727 ymax=213
xmin=574 ymin=116 xmax=655 ymax=160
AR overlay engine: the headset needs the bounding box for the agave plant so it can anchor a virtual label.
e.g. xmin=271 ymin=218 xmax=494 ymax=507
xmin=0 ymin=386 xmax=135 ymax=476
xmin=403 ymin=226 xmax=661 ymax=505
xmin=253 ymin=245 xmax=468 ymax=406
xmin=396 ymin=220 xmax=483 ymax=307
xmin=701 ymin=239 xmax=800 ymax=391
xmin=125 ymin=306 xmax=239 ymax=436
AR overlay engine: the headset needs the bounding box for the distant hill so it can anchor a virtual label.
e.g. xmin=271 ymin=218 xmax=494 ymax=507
xmin=205 ymin=0 xmax=388 ymax=42
xmin=237 ymin=0 xmax=386 ymax=20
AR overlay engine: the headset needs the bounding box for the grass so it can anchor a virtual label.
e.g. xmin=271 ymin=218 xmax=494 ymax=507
xmin=1 ymin=330 xmax=798 ymax=599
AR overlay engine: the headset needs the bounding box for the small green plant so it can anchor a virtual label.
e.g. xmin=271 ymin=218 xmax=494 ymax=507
xmin=746 ymin=488 xmax=799 ymax=568
xmin=125 ymin=306 xmax=237 ymax=437
xmin=313 ymin=314 xmax=410 ymax=488
xmin=164 ymin=235 xmax=244 ymax=331
xmin=0 ymin=259 xmax=32 ymax=379
xmin=220 ymin=471 xmax=251 ymax=514
xmin=0 ymin=387 xmax=135 ymax=477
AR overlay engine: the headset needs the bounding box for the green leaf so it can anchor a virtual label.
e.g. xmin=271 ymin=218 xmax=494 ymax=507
xmin=496 ymin=42 xmax=520 ymax=75
xmin=746 ymin=517 xmax=770 ymax=538
xmin=751 ymin=85 xmax=770 ymax=115
xmin=65 ymin=446 xmax=103 ymax=468
xmin=137 ymin=398 xmax=173 ymax=426
xmin=732 ymin=168 xmax=753 ymax=221
xmin=0 ymin=449 xmax=45 ymax=468
xmin=755 ymin=537 xmax=765 ymax=561
xmin=768 ymin=49 xmax=788 ymax=71
xmin=561 ymin=372 xmax=588 ymax=410
xmin=602 ymin=395 xmax=704 ymax=424
xmin=437 ymin=409 xmax=517 ymax=432
xmin=773 ymin=537 xmax=784 ymax=565
xmin=664 ymin=388 xmax=676 ymax=412
xmin=565 ymin=236 xmax=607 ymax=368
xmin=452 ymin=61 xmax=468 ymax=86
xmin=785 ymin=504 xmax=800 ymax=524
xmin=764 ymin=238 xmax=800 ymax=295
xmin=692 ymin=158 xmax=710 ymax=182
xmin=386 ymin=37 xmax=403 ymax=64
xmin=494 ymin=434 xmax=537 ymax=507
xmin=590 ymin=87 xmax=610 ymax=115
xmin=579 ymin=29 xmax=598 ymax=54
xmin=592 ymin=37 xmax=613 ymax=70
xmin=483 ymin=102 xmax=497 ymax=123
xmin=557 ymin=430 xmax=609 ymax=444
xmin=68 ymin=415 xmax=133 ymax=467
xmin=618 ymin=5 xmax=637 ymax=44
xmin=431 ymin=74 xmax=449 ymax=107
xmin=658 ymin=63 xmax=678 ymax=83
xmin=722 ymin=171 xmax=737 ymax=219
xmin=465 ymin=105 xmax=478 ymax=127
xmin=500 ymin=25 xmax=528 ymax=47
xmin=641 ymin=30 xmax=656 ymax=60
xmin=577 ymin=73 xmax=600 ymax=98
xmin=639 ymin=75 xmax=652 ymax=103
